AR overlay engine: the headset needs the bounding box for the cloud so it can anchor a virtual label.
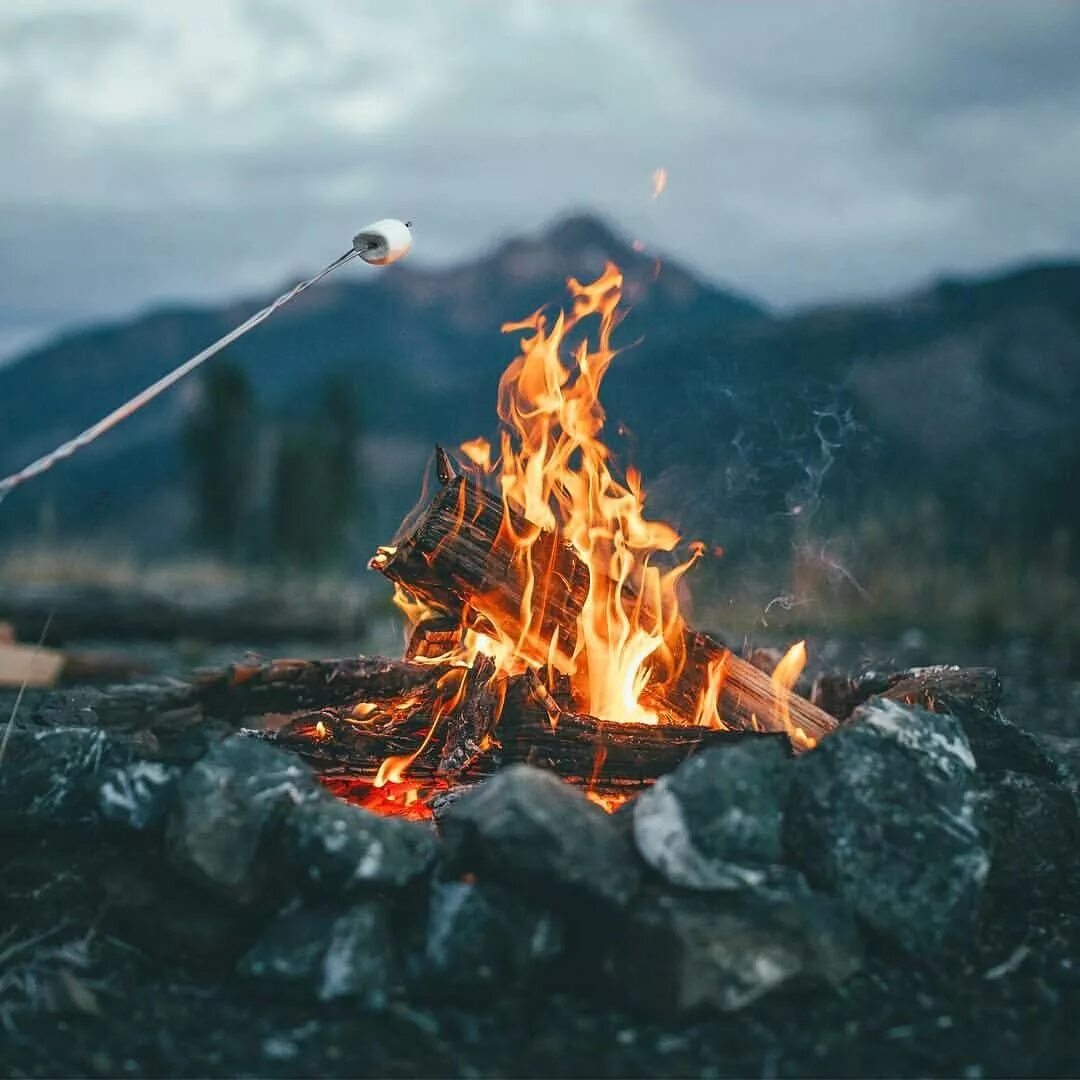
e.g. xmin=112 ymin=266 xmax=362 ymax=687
xmin=1 ymin=0 xmax=1079 ymax=355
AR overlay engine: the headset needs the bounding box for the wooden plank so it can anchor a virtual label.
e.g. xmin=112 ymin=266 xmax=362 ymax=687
xmin=0 ymin=641 xmax=65 ymax=688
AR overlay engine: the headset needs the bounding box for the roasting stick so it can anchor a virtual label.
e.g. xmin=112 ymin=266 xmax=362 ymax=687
xmin=0 ymin=219 xmax=413 ymax=506
xmin=0 ymin=219 xmax=411 ymax=769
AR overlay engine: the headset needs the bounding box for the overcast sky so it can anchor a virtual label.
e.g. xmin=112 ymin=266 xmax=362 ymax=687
xmin=2 ymin=0 xmax=1080 ymax=359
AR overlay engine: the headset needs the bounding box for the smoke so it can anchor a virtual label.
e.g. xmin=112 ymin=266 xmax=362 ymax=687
xmin=783 ymin=404 xmax=861 ymax=524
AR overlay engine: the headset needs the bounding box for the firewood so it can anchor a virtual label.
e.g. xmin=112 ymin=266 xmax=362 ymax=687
xmin=274 ymin=669 xmax=779 ymax=791
xmin=438 ymin=656 xmax=502 ymax=776
xmin=192 ymin=656 xmax=448 ymax=719
xmin=371 ymin=472 xmax=837 ymax=745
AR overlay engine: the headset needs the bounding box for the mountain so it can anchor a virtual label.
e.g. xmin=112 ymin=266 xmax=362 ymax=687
xmin=0 ymin=214 xmax=762 ymax=549
xmin=0 ymin=213 xmax=1077 ymax=570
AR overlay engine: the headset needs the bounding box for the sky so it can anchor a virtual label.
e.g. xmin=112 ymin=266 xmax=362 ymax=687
xmin=2 ymin=0 xmax=1080 ymax=360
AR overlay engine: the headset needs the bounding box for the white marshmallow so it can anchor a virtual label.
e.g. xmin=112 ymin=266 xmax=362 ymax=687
xmin=353 ymin=218 xmax=413 ymax=266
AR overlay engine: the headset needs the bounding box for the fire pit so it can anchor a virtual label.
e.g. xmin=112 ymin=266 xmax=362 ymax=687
xmin=2 ymin=266 xmax=1079 ymax=1076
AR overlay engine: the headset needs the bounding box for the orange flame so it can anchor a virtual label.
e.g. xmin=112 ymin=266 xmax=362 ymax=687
xmin=384 ymin=263 xmax=807 ymax=767
xmin=451 ymin=263 xmax=707 ymax=725
xmin=373 ymin=667 xmax=469 ymax=786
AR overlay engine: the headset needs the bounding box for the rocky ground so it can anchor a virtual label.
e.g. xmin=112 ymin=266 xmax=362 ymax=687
xmin=1 ymin=631 xmax=1078 ymax=1078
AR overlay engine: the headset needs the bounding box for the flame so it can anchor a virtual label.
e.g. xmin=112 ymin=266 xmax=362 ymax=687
xmin=372 ymin=264 xmax=810 ymax=802
xmin=651 ymin=167 xmax=667 ymax=200
xmin=372 ymin=667 xmax=470 ymax=787
xmin=771 ymin=640 xmax=814 ymax=748
xmin=437 ymin=262 xmax=706 ymax=726
xmin=460 ymin=437 xmax=493 ymax=472
xmin=694 ymin=653 xmax=729 ymax=729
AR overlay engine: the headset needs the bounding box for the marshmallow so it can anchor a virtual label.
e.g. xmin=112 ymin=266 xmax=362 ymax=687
xmin=353 ymin=218 xmax=413 ymax=266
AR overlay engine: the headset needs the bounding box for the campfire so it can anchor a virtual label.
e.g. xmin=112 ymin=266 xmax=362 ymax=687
xmin=270 ymin=264 xmax=836 ymax=816
xmin=6 ymin=258 xmax=1077 ymax=1069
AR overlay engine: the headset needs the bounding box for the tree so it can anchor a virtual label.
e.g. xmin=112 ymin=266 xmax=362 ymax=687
xmin=182 ymin=362 xmax=256 ymax=557
xmin=271 ymin=376 xmax=363 ymax=567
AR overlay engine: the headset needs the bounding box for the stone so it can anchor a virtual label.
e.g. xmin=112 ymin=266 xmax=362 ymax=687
xmin=977 ymin=771 xmax=1080 ymax=906
xmin=880 ymin=666 xmax=1059 ymax=781
xmin=632 ymin=739 xmax=791 ymax=890
xmin=1035 ymin=733 xmax=1080 ymax=808
xmin=284 ymin=790 xmax=437 ymax=896
xmin=166 ymin=734 xmax=318 ymax=905
xmin=0 ymin=725 xmax=130 ymax=830
xmin=439 ymin=764 xmax=640 ymax=907
xmin=610 ymin=873 xmax=861 ymax=1014
xmin=784 ymin=698 xmax=989 ymax=953
xmin=237 ymin=900 xmax=393 ymax=1006
xmin=422 ymin=876 xmax=563 ymax=997
xmin=97 ymin=760 xmax=183 ymax=830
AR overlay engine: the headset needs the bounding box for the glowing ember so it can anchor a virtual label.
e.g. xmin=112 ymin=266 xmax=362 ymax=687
xmin=651 ymin=167 xmax=668 ymax=200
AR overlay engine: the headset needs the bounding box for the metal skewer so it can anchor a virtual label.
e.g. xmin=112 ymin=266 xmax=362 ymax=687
xmin=0 ymin=219 xmax=412 ymax=505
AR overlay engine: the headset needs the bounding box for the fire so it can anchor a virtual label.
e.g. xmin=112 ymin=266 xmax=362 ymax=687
xmin=694 ymin=654 xmax=729 ymax=729
xmin=419 ymin=262 xmax=703 ymax=726
xmin=377 ymin=264 xmax=813 ymax=790
xmin=372 ymin=667 xmax=469 ymax=786
xmin=771 ymin=640 xmax=813 ymax=748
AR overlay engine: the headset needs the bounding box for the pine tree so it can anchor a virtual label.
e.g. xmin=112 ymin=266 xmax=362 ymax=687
xmin=182 ymin=362 xmax=255 ymax=557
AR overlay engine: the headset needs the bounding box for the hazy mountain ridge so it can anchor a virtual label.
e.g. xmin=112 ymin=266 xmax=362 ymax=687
xmin=0 ymin=214 xmax=1077 ymax=561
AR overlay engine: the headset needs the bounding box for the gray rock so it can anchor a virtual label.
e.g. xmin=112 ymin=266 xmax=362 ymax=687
xmin=879 ymin=667 xmax=1060 ymax=782
xmin=977 ymin=771 xmax=1080 ymax=904
xmin=238 ymin=900 xmax=393 ymax=1005
xmin=1035 ymin=733 xmax=1080 ymax=809
xmin=97 ymin=760 xmax=183 ymax=830
xmin=285 ymin=791 xmax=437 ymax=896
xmin=166 ymin=734 xmax=318 ymax=905
xmin=423 ymin=876 xmax=563 ymax=996
xmin=785 ymin=698 xmax=989 ymax=953
xmin=439 ymin=764 xmax=640 ymax=907
xmin=632 ymin=740 xmax=791 ymax=890
xmin=611 ymin=873 xmax=861 ymax=1014
xmin=0 ymin=725 xmax=130 ymax=830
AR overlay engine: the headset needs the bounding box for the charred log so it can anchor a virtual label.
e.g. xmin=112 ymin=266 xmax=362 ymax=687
xmin=274 ymin=674 xmax=778 ymax=792
xmin=192 ymin=656 xmax=449 ymax=720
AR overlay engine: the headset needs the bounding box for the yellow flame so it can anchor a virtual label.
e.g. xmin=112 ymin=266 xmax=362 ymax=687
xmin=694 ymin=654 xmax=729 ymax=729
xmin=374 ymin=264 xmax=815 ymax=792
xmin=460 ymin=437 xmax=493 ymax=472
xmin=391 ymin=266 xmax=706 ymax=726
xmin=772 ymin=640 xmax=813 ymax=747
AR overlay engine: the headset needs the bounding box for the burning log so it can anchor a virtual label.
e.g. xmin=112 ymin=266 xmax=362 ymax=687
xmin=274 ymin=668 xmax=776 ymax=793
xmin=371 ymin=472 xmax=837 ymax=746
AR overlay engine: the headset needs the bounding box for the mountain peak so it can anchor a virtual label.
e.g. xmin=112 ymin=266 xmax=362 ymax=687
xmin=538 ymin=212 xmax=629 ymax=256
